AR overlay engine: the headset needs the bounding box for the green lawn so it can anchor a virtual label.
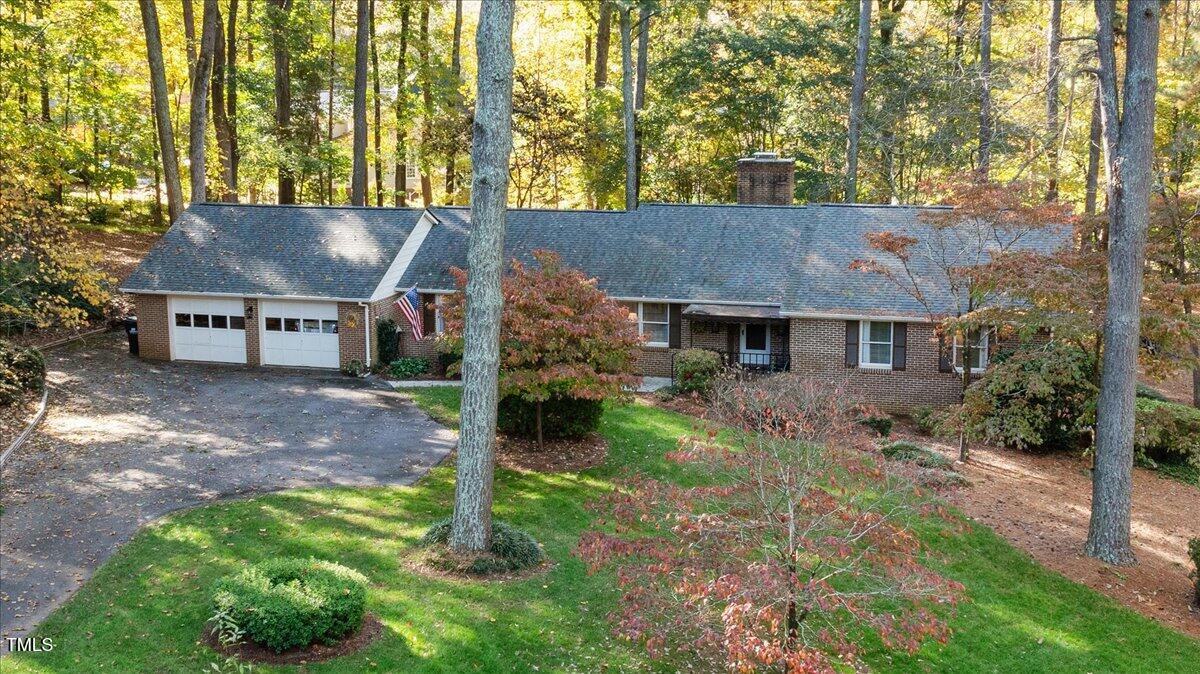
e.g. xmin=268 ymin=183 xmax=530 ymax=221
xmin=5 ymin=389 xmax=1197 ymax=673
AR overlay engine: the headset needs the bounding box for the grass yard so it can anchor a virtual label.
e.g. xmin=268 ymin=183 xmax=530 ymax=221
xmin=4 ymin=388 xmax=1198 ymax=673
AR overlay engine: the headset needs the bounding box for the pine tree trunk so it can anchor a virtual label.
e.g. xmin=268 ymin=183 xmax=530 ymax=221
xmin=1045 ymin=0 xmax=1061 ymax=201
xmin=977 ymin=0 xmax=992 ymax=179
xmin=139 ymin=0 xmax=184 ymax=223
xmin=395 ymin=3 xmax=409 ymax=207
xmin=183 ymin=0 xmax=197 ymax=86
xmin=350 ymin=0 xmax=369 ymax=206
xmin=327 ymin=0 xmax=336 ymax=204
xmin=845 ymin=0 xmax=871 ymax=203
xmin=370 ymin=0 xmax=382 ymax=206
xmin=1095 ymin=0 xmax=1120 ymax=224
xmin=594 ymin=1 xmax=611 ymax=89
xmin=1086 ymin=0 xmax=1161 ymax=567
xmin=450 ymin=0 xmax=515 ymax=554
xmin=211 ymin=5 xmax=236 ymax=202
xmin=227 ymin=0 xmax=239 ymax=196
xmin=620 ymin=7 xmax=636 ymax=211
xmin=270 ymin=0 xmax=294 ymax=203
xmin=445 ymin=0 xmax=463 ymax=204
xmin=189 ymin=0 xmax=219 ymax=203
xmin=1084 ymin=87 xmax=1102 ymax=217
xmin=419 ymin=2 xmax=433 ymax=207
xmin=633 ymin=3 xmax=649 ymax=203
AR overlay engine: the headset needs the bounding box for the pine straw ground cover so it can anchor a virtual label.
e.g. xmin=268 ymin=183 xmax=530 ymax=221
xmin=4 ymin=387 xmax=1198 ymax=673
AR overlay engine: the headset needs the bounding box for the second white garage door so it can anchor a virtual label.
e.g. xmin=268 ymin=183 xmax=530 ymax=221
xmin=260 ymin=300 xmax=341 ymax=368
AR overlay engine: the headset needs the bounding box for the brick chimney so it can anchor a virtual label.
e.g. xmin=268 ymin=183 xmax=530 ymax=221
xmin=736 ymin=152 xmax=795 ymax=205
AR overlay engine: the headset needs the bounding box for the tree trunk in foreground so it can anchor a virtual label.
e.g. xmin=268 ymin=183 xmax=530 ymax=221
xmin=1085 ymin=0 xmax=1161 ymax=567
xmin=449 ymin=0 xmax=515 ymax=554
xmin=350 ymin=0 xmax=369 ymax=206
xmin=845 ymin=0 xmax=871 ymax=203
xmin=977 ymin=0 xmax=992 ymax=179
xmin=139 ymin=0 xmax=184 ymax=223
xmin=620 ymin=7 xmax=636 ymax=211
xmin=189 ymin=0 xmax=219 ymax=203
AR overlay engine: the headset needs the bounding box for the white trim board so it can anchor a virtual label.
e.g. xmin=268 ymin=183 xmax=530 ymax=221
xmin=119 ymin=289 xmax=368 ymax=303
xmin=370 ymin=211 xmax=437 ymax=301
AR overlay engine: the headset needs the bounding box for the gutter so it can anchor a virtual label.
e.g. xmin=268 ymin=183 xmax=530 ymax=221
xmin=358 ymin=301 xmax=372 ymax=370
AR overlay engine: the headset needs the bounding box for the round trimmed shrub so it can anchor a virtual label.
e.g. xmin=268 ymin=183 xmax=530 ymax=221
xmin=881 ymin=440 xmax=953 ymax=470
xmin=497 ymin=395 xmax=603 ymax=440
xmin=389 ymin=356 xmax=429 ymax=379
xmin=210 ymin=558 xmax=368 ymax=653
xmin=420 ymin=519 xmax=544 ymax=575
xmin=673 ymin=348 xmax=722 ymax=395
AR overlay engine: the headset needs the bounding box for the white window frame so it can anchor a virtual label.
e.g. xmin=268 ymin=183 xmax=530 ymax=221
xmin=952 ymin=329 xmax=989 ymax=374
xmin=626 ymin=302 xmax=670 ymax=348
xmin=859 ymin=320 xmax=893 ymax=370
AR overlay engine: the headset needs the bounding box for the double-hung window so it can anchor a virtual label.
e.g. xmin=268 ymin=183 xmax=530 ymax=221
xmin=859 ymin=320 xmax=893 ymax=368
xmin=621 ymin=302 xmax=670 ymax=347
xmin=953 ymin=329 xmax=989 ymax=373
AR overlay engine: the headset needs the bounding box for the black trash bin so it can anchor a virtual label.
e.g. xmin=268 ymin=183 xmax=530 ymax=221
xmin=123 ymin=316 xmax=139 ymax=355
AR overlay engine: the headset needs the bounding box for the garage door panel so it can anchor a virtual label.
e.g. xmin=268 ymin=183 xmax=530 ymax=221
xmin=260 ymin=300 xmax=340 ymax=369
xmin=169 ymin=296 xmax=247 ymax=364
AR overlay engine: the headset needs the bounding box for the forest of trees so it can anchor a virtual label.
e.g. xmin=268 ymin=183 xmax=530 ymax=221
xmin=1 ymin=0 xmax=1195 ymax=216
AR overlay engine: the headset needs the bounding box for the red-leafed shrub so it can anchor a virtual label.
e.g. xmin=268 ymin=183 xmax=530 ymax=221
xmin=436 ymin=250 xmax=642 ymax=445
xmin=577 ymin=375 xmax=962 ymax=672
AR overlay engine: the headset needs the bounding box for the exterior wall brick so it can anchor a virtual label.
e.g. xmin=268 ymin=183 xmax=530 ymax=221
xmin=243 ymin=298 xmax=261 ymax=366
xmin=787 ymin=318 xmax=963 ymax=413
xmin=132 ymin=294 xmax=171 ymax=360
xmin=336 ymin=302 xmax=368 ymax=370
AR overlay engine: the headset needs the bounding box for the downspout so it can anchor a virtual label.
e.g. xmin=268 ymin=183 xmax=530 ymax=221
xmin=358 ymin=301 xmax=372 ymax=372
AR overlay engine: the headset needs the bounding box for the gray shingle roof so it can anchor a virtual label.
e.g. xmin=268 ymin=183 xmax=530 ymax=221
xmin=400 ymin=204 xmax=809 ymax=304
xmin=122 ymin=203 xmax=425 ymax=300
xmin=399 ymin=203 xmax=1071 ymax=317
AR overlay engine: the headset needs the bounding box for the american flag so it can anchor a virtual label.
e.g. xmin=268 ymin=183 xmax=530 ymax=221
xmin=396 ymin=286 xmax=424 ymax=341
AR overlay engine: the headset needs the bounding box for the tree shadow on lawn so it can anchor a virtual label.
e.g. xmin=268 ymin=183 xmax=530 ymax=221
xmin=7 ymin=464 xmax=651 ymax=673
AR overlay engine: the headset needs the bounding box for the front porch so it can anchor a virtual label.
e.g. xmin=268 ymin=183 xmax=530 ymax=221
xmin=676 ymin=303 xmax=790 ymax=378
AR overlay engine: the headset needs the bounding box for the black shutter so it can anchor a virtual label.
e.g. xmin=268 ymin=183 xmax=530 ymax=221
xmin=420 ymin=294 xmax=436 ymax=336
xmin=844 ymin=320 xmax=859 ymax=368
xmin=892 ymin=322 xmax=907 ymax=371
xmin=668 ymin=303 xmax=682 ymax=349
xmin=937 ymin=330 xmax=954 ymax=372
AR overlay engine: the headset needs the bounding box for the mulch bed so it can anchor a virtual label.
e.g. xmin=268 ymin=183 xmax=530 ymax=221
xmin=402 ymin=548 xmax=555 ymax=583
xmin=495 ymin=433 xmax=609 ymax=473
xmin=0 ymin=394 xmax=39 ymax=450
xmin=202 ymin=613 xmax=384 ymax=665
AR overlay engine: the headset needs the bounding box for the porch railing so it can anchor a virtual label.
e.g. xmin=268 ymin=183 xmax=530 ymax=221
xmin=669 ymin=349 xmax=790 ymax=385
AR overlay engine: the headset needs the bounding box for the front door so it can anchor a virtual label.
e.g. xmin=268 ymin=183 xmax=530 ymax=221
xmin=739 ymin=323 xmax=770 ymax=367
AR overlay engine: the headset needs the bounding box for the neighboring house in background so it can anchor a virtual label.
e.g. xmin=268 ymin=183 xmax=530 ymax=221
xmin=121 ymin=154 xmax=1070 ymax=412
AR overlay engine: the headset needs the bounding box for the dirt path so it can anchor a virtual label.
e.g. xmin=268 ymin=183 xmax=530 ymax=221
xmin=898 ymin=426 xmax=1200 ymax=639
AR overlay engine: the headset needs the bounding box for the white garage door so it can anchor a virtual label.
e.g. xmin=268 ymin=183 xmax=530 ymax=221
xmin=260 ymin=300 xmax=340 ymax=369
xmin=169 ymin=296 xmax=247 ymax=364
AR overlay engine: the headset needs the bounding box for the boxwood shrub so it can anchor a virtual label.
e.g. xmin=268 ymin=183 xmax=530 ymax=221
xmin=497 ymin=395 xmax=603 ymax=440
xmin=880 ymin=440 xmax=953 ymax=470
xmin=673 ymin=348 xmax=722 ymax=395
xmin=0 ymin=341 xmax=45 ymax=406
xmin=420 ymin=518 xmax=544 ymax=575
xmin=389 ymin=357 xmax=429 ymax=379
xmin=210 ymin=558 xmax=368 ymax=653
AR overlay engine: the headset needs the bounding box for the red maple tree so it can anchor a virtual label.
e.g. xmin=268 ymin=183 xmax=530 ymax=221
xmin=577 ymin=375 xmax=963 ymax=672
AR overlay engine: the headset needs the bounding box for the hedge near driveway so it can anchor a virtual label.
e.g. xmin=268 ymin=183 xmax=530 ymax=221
xmin=3 ymin=391 xmax=1198 ymax=673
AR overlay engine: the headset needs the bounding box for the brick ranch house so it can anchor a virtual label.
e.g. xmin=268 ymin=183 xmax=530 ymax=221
xmin=122 ymin=153 xmax=1069 ymax=412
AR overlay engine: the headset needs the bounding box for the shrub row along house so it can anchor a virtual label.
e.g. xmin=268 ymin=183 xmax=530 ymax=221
xmin=122 ymin=154 xmax=1069 ymax=412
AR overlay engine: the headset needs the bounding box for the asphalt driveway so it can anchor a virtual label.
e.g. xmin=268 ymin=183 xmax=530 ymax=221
xmin=0 ymin=333 xmax=456 ymax=642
